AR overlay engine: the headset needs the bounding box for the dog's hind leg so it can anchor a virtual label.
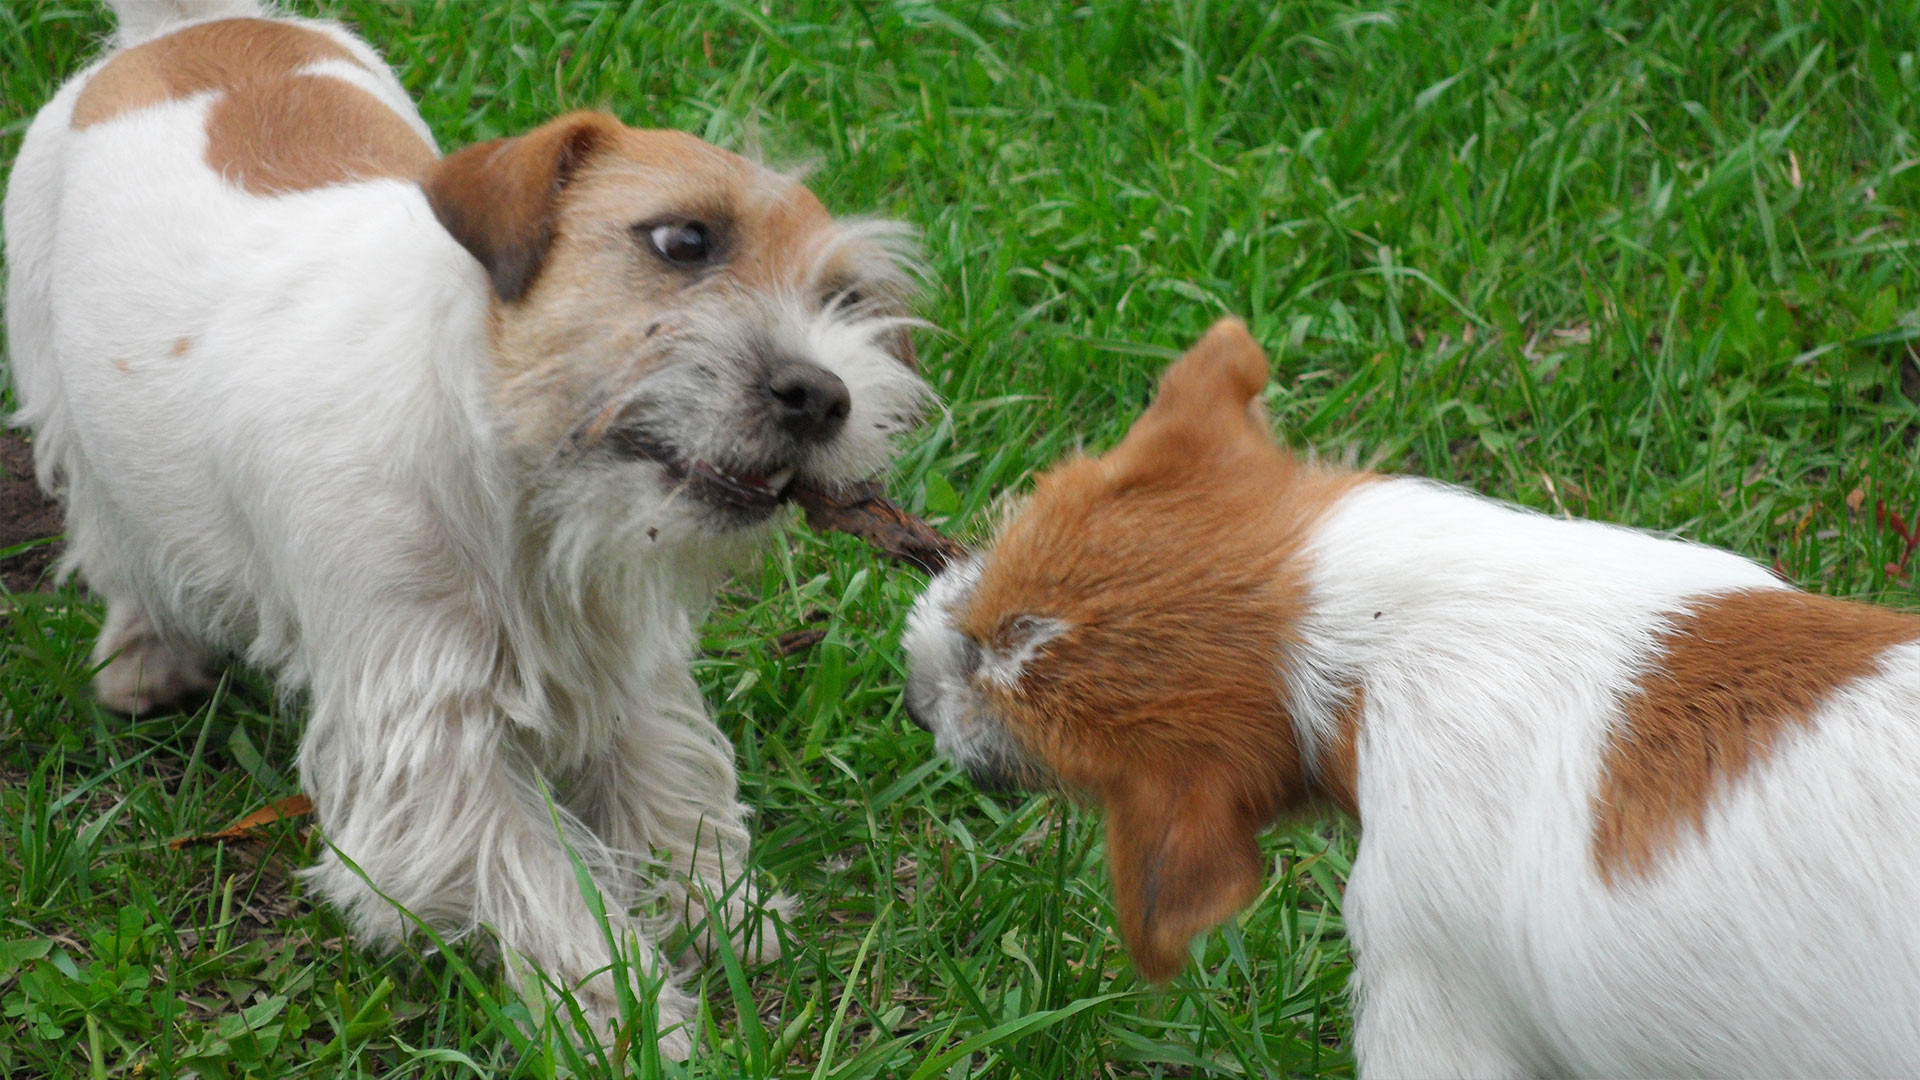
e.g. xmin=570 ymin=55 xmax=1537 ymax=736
xmin=9 ymin=68 xmax=217 ymax=719
xmin=6 ymin=63 xmax=79 ymax=485
xmin=91 ymin=600 xmax=216 ymax=715
xmin=299 ymin=694 xmax=698 ymax=1056
xmin=569 ymin=669 xmax=789 ymax=966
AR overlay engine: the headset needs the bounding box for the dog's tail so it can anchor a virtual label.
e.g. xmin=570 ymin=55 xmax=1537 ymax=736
xmin=107 ymin=0 xmax=268 ymax=47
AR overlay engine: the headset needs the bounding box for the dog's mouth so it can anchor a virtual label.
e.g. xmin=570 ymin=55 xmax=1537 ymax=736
xmin=607 ymin=429 xmax=799 ymax=519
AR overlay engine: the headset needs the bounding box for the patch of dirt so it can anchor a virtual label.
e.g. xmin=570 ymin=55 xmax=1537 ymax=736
xmin=0 ymin=427 xmax=64 ymax=592
xmin=171 ymin=845 xmax=307 ymax=951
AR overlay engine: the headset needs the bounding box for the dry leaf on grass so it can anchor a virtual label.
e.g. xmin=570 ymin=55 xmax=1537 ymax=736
xmin=169 ymin=793 xmax=314 ymax=850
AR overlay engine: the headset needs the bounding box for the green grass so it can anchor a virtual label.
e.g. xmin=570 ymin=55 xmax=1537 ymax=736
xmin=3 ymin=0 xmax=1918 ymax=1075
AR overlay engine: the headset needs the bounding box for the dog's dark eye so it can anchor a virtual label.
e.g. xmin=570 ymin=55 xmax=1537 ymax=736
xmin=647 ymin=222 xmax=713 ymax=265
xmin=821 ymin=279 xmax=869 ymax=314
xmin=961 ymin=637 xmax=983 ymax=674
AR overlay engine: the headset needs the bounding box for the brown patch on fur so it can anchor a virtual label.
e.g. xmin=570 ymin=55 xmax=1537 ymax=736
xmin=1315 ymin=688 xmax=1364 ymax=821
xmin=960 ymin=318 xmax=1371 ymax=979
xmin=424 ymin=116 xmax=839 ymax=310
xmin=71 ymin=19 xmax=431 ymax=195
xmin=438 ymin=113 xmax=904 ymax=448
xmin=1594 ymin=588 xmax=1920 ymax=882
xmin=425 ymin=114 xmax=844 ymax=309
xmin=731 ymin=181 xmax=919 ymax=367
xmin=170 ymin=337 xmax=191 ymax=357
xmin=205 ymin=75 xmax=434 ymax=195
xmin=74 ymin=19 xmax=356 ymax=127
xmin=735 ymin=183 xmax=834 ymax=291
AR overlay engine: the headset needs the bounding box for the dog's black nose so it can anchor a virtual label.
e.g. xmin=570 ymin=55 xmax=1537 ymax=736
xmin=766 ymin=361 xmax=850 ymax=442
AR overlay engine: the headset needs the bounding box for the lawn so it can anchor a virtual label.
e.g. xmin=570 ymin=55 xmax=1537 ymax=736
xmin=2 ymin=0 xmax=1917 ymax=1076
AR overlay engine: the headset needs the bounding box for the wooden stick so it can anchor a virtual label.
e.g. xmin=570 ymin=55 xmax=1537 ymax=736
xmin=790 ymin=480 xmax=967 ymax=575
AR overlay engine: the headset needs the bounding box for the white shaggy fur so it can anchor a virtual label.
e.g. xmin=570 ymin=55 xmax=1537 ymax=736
xmin=6 ymin=0 xmax=927 ymax=1055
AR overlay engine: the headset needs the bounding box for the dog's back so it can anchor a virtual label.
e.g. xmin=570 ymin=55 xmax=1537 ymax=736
xmin=1304 ymin=478 xmax=1920 ymax=1077
xmin=4 ymin=0 xmax=480 ymax=659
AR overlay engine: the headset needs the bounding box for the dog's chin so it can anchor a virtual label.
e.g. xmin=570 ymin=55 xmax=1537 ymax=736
xmin=953 ymin=737 xmax=1055 ymax=797
xmin=964 ymin=761 xmax=1028 ymax=795
xmin=608 ymin=429 xmax=800 ymax=530
xmin=677 ymin=458 xmax=795 ymax=529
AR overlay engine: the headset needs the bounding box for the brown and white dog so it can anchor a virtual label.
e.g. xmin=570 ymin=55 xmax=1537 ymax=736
xmin=5 ymin=0 xmax=926 ymax=1054
xmin=903 ymin=318 xmax=1920 ymax=1076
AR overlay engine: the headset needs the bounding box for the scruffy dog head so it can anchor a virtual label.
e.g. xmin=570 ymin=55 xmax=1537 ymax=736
xmin=903 ymin=319 xmax=1356 ymax=979
xmin=425 ymin=111 xmax=926 ymax=541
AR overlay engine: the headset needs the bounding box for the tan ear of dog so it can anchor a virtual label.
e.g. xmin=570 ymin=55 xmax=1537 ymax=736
xmin=423 ymin=110 xmax=624 ymax=301
xmin=1148 ymin=316 xmax=1269 ymax=424
xmin=1107 ymin=317 xmax=1274 ymax=481
xmin=1104 ymin=770 xmax=1266 ymax=982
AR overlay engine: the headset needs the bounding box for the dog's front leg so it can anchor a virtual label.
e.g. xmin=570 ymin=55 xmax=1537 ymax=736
xmin=298 ymin=696 xmax=697 ymax=1056
xmin=569 ymin=669 xmax=788 ymax=966
xmin=1350 ymin=954 xmax=1533 ymax=1079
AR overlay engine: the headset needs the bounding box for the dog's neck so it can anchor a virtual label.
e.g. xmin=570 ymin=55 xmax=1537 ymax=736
xmin=1278 ymin=475 xmax=1782 ymax=828
xmin=483 ymin=464 xmax=773 ymax=772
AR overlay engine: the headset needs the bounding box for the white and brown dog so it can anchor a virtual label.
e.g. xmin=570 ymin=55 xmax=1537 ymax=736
xmin=5 ymin=0 xmax=927 ymax=1053
xmin=904 ymin=318 xmax=1920 ymax=1076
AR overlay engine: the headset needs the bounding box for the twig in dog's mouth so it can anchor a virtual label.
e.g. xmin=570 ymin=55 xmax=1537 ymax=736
xmin=789 ymin=480 xmax=967 ymax=575
xmin=608 ymin=427 xmax=797 ymax=514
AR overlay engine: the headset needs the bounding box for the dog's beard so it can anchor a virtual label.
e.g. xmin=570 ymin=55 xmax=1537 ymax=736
xmin=604 ymin=424 xmax=799 ymax=528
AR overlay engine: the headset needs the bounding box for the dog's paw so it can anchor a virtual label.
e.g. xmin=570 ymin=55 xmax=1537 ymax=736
xmin=568 ymin=964 xmax=699 ymax=1060
xmin=92 ymin=624 xmax=214 ymax=715
xmin=651 ymin=1017 xmax=695 ymax=1061
xmin=677 ymin=885 xmax=792 ymax=966
xmin=504 ymin=930 xmax=699 ymax=1060
xmin=731 ymin=889 xmax=794 ymax=964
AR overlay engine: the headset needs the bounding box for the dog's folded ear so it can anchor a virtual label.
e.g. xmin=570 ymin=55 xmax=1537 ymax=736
xmin=1103 ymin=769 xmax=1265 ymax=982
xmin=423 ymin=110 xmax=624 ymax=302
